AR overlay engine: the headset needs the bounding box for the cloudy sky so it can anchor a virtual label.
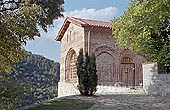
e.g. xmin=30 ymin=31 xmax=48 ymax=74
xmin=25 ymin=0 xmax=130 ymax=62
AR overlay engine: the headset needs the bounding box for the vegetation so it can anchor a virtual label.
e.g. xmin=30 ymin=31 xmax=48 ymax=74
xmin=0 ymin=0 xmax=64 ymax=72
xmin=77 ymin=49 xmax=97 ymax=96
xmin=112 ymin=0 xmax=170 ymax=66
xmin=0 ymin=51 xmax=60 ymax=109
xmin=0 ymin=0 xmax=63 ymax=109
xmin=27 ymin=99 xmax=94 ymax=110
xmin=0 ymin=69 xmax=26 ymax=110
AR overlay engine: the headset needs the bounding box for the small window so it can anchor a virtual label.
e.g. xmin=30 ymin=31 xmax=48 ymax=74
xmin=121 ymin=56 xmax=133 ymax=63
xmin=70 ymin=31 xmax=72 ymax=42
xmin=67 ymin=33 xmax=69 ymax=42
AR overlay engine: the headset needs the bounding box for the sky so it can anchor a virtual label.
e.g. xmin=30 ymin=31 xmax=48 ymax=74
xmin=25 ymin=0 xmax=131 ymax=62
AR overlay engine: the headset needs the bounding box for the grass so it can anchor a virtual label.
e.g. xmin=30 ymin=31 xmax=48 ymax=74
xmin=27 ymin=99 xmax=94 ymax=110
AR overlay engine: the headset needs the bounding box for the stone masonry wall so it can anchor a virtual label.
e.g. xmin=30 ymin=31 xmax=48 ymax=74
xmin=86 ymin=27 xmax=118 ymax=86
xmin=143 ymin=63 xmax=170 ymax=96
xmin=60 ymin=23 xmax=84 ymax=82
xmin=58 ymin=23 xmax=84 ymax=97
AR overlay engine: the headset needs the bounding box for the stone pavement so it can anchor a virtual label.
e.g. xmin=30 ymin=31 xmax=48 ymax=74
xmin=63 ymin=88 xmax=170 ymax=110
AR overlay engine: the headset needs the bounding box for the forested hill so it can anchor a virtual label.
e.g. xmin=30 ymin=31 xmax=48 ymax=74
xmin=20 ymin=51 xmax=60 ymax=79
xmin=9 ymin=51 xmax=60 ymax=107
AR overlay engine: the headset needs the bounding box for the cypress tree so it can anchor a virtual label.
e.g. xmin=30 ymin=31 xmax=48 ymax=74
xmin=88 ymin=53 xmax=97 ymax=96
xmin=77 ymin=49 xmax=97 ymax=96
xmin=77 ymin=49 xmax=86 ymax=95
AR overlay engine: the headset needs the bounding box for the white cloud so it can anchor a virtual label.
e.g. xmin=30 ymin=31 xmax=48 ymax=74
xmin=64 ymin=7 xmax=118 ymax=21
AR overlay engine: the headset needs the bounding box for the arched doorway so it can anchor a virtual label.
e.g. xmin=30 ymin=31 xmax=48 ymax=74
xmin=65 ymin=49 xmax=77 ymax=83
xmin=96 ymin=52 xmax=114 ymax=86
xmin=120 ymin=56 xmax=135 ymax=87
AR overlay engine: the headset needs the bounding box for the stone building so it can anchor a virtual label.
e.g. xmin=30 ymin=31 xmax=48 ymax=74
xmin=56 ymin=17 xmax=146 ymax=97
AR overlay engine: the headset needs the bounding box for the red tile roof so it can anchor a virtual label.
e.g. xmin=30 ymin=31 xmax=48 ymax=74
xmin=69 ymin=17 xmax=112 ymax=28
xmin=56 ymin=17 xmax=112 ymax=41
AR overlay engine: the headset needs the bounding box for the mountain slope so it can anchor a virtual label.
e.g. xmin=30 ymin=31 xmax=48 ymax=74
xmin=9 ymin=51 xmax=60 ymax=107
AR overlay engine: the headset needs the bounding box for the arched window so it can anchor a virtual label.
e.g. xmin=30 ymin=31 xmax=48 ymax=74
xmin=121 ymin=56 xmax=133 ymax=63
xmin=65 ymin=49 xmax=77 ymax=83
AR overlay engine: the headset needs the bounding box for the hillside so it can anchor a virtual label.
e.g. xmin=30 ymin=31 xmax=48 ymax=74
xmin=9 ymin=51 xmax=60 ymax=107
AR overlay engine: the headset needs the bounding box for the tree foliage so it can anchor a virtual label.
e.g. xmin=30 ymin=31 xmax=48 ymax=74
xmin=0 ymin=0 xmax=64 ymax=72
xmin=112 ymin=0 xmax=170 ymax=66
xmin=77 ymin=49 xmax=97 ymax=96
xmin=140 ymin=21 xmax=170 ymax=66
xmin=0 ymin=1 xmax=63 ymax=109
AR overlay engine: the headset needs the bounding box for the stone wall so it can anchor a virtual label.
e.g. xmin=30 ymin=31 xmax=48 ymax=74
xmin=86 ymin=27 xmax=118 ymax=86
xmin=143 ymin=63 xmax=170 ymax=96
xmin=60 ymin=23 xmax=84 ymax=82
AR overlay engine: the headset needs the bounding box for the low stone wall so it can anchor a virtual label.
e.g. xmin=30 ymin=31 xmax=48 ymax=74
xmin=58 ymin=82 xmax=80 ymax=97
xmin=143 ymin=63 xmax=170 ymax=96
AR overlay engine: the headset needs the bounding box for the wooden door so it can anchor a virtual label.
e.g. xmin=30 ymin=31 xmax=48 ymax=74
xmin=120 ymin=63 xmax=135 ymax=87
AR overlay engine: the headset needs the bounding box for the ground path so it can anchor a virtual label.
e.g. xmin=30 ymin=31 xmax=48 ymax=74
xmin=62 ymin=88 xmax=170 ymax=110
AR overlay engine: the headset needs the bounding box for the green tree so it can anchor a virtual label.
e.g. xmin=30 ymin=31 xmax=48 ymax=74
xmin=0 ymin=0 xmax=64 ymax=72
xmin=112 ymin=0 xmax=170 ymax=66
xmin=77 ymin=49 xmax=87 ymax=95
xmin=0 ymin=0 xmax=64 ymax=109
xmin=77 ymin=49 xmax=97 ymax=96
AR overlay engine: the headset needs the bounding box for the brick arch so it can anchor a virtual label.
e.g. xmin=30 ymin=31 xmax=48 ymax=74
xmin=118 ymin=49 xmax=144 ymax=86
xmin=94 ymin=45 xmax=116 ymax=57
xmin=94 ymin=45 xmax=117 ymax=86
xmin=119 ymin=49 xmax=136 ymax=63
xmin=96 ymin=52 xmax=115 ymax=86
xmin=65 ymin=48 xmax=77 ymax=83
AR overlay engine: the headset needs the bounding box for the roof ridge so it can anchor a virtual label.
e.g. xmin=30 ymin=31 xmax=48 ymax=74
xmin=68 ymin=17 xmax=87 ymax=25
xmin=70 ymin=17 xmax=111 ymax=24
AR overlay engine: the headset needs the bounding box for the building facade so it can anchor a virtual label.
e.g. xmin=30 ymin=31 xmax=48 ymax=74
xmin=56 ymin=17 xmax=146 ymax=97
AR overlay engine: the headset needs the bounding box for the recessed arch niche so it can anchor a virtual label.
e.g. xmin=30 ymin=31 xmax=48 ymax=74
xmin=65 ymin=49 xmax=77 ymax=83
